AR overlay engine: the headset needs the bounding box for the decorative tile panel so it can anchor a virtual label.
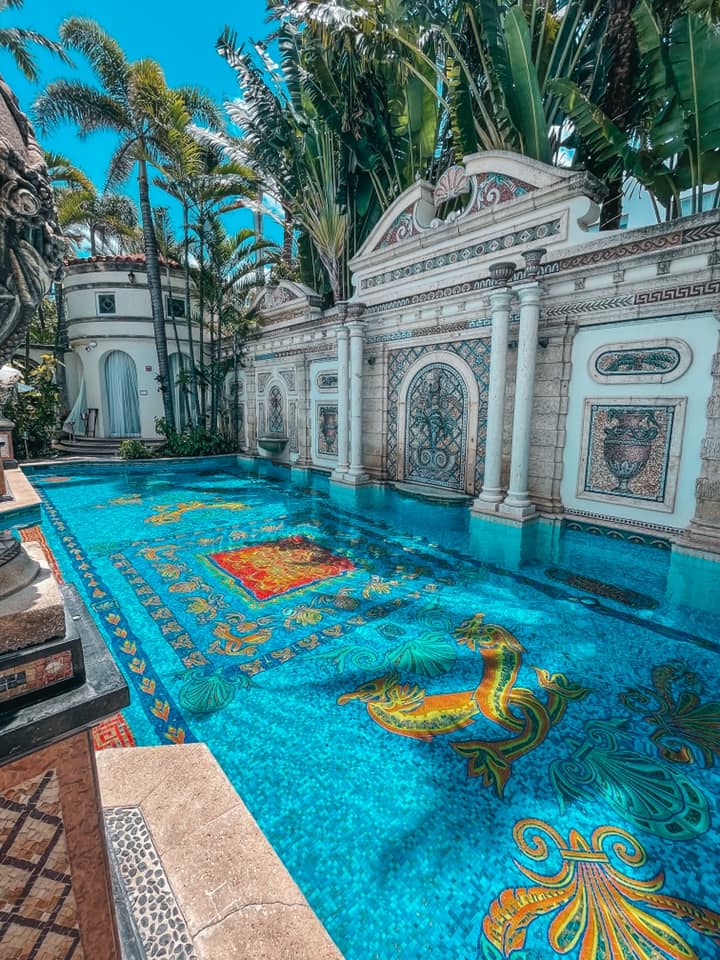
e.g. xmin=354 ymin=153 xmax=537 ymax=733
xmin=267 ymin=386 xmax=285 ymax=435
xmin=279 ymin=368 xmax=296 ymax=392
xmin=316 ymin=371 xmax=338 ymax=390
xmin=0 ymin=769 xmax=85 ymax=959
xmin=362 ymin=219 xmax=560 ymax=290
xmin=0 ymin=649 xmax=74 ymax=705
xmin=257 ymin=371 xmax=272 ymax=392
xmin=378 ymin=203 xmax=419 ymax=248
xmin=577 ymin=398 xmax=687 ymax=512
xmin=589 ymin=338 xmax=692 ymax=384
xmin=466 ymin=171 xmax=533 ymax=213
xmin=404 ymin=363 xmax=468 ymax=490
xmin=289 ymin=401 xmax=298 ymax=453
xmin=387 ymin=338 xmax=490 ymax=493
xmin=317 ymin=404 xmax=338 ymax=457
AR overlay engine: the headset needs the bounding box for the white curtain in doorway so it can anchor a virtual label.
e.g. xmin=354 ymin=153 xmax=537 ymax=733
xmin=104 ymin=350 xmax=140 ymax=436
xmin=62 ymin=376 xmax=87 ymax=436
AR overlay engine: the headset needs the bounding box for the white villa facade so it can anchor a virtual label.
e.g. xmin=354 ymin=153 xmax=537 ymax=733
xmin=61 ymin=152 xmax=720 ymax=560
xmin=61 ymin=254 xmax=200 ymax=443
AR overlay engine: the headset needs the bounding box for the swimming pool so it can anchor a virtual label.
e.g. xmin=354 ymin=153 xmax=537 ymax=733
xmin=26 ymin=457 xmax=720 ymax=960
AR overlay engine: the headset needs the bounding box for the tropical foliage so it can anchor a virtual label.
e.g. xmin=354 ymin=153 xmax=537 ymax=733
xmin=9 ymin=0 xmax=717 ymax=451
xmin=0 ymin=0 xmax=70 ymax=81
xmin=34 ymin=18 xmax=224 ymax=428
xmin=211 ymin=0 xmax=719 ymax=296
xmin=3 ymin=354 xmax=60 ymax=458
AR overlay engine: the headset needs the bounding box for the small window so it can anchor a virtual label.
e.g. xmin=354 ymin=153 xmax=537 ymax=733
xmin=97 ymin=293 xmax=116 ymax=315
xmin=166 ymin=296 xmax=185 ymax=319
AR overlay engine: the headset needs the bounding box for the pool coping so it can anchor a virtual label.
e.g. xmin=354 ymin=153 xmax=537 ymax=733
xmin=97 ymin=743 xmax=344 ymax=960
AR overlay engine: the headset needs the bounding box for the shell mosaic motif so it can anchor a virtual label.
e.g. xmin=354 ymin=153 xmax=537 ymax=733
xmin=434 ymin=164 xmax=471 ymax=205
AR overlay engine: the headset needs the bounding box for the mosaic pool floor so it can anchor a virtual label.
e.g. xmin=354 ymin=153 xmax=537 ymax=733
xmin=27 ymin=457 xmax=720 ymax=960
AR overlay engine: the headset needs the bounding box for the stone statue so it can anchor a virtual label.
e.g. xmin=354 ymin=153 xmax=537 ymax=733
xmin=0 ymin=77 xmax=63 ymax=365
xmin=0 ymin=77 xmax=63 ymax=577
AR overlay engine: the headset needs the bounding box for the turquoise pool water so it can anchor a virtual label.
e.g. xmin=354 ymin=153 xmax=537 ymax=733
xmin=26 ymin=457 xmax=720 ymax=960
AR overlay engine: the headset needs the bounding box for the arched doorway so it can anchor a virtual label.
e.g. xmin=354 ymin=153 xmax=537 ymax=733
xmin=169 ymin=352 xmax=197 ymax=432
xmin=401 ymin=362 xmax=470 ymax=492
xmin=103 ymin=350 xmax=140 ymax=437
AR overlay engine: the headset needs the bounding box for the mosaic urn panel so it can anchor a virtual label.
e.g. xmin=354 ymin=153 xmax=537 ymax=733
xmin=317 ymin=404 xmax=338 ymax=457
xmin=578 ymin=398 xmax=686 ymax=511
xmin=404 ymin=363 xmax=467 ymax=490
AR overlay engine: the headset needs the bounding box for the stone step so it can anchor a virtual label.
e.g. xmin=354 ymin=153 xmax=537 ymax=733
xmin=53 ymin=438 xmax=163 ymax=456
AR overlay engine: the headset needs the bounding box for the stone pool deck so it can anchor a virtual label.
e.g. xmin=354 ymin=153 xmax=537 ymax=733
xmin=97 ymin=743 xmax=343 ymax=960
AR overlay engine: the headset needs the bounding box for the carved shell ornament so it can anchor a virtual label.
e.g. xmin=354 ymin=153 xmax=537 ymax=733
xmin=433 ymin=164 xmax=471 ymax=206
xmin=0 ymin=79 xmax=64 ymax=365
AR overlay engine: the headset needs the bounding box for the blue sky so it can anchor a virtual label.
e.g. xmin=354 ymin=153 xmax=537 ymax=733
xmin=3 ymin=0 xmax=272 ymax=237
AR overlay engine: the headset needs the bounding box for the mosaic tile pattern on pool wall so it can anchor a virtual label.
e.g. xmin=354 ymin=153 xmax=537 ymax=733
xmin=578 ymin=397 xmax=686 ymax=511
xmin=33 ymin=462 xmax=720 ymax=960
xmin=387 ymin=337 xmax=490 ymax=493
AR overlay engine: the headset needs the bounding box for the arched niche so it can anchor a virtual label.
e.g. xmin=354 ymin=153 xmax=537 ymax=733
xmin=396 ymin=351 xmax=480 ymax=494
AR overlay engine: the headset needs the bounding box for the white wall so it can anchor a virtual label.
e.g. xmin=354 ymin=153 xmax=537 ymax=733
xmin=562 ymin=313 xmax=716 ymax=528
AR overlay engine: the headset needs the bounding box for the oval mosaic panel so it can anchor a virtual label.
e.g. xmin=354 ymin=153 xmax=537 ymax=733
xmin=589 ymin=338 xmax=692 ymax=384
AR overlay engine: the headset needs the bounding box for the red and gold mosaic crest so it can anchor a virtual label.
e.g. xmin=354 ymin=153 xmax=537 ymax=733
xmin=209 ymin=535 xmax=354 ymax=600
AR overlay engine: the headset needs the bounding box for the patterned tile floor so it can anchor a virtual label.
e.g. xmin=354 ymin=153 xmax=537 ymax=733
xmin=24 ymin=457 xmax=720 ymax=960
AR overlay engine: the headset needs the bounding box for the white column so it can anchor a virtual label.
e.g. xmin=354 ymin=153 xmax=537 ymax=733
xmin=502 ymin=283 xmax=542 ymax=518
xmin=473 ymin=288 xmax=512 ymax=509
xmin=347 ymin=319 xmax=368 ymax=483
xmin=331 ymin=324 xmax=350 ymax=480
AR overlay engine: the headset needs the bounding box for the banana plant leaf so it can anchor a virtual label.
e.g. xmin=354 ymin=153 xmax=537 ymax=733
xmin=503 ymin=5 xmax=551 ymax=163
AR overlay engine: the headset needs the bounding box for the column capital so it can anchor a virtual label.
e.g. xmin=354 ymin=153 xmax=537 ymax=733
xmin=515 ymin=281 xmax=543 ymax=305
xmin=347 ymin=301 xmax=366 ymax=319
xmin=347 ymin=318 xmax=366 ymax=335
xmin=336 ymin=324 xmax=349 ymax=340
xmin=488 ymin=288 xmax=513 ymax=310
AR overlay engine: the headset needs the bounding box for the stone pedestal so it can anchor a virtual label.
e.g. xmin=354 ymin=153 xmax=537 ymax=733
xmin=0 ymin=416 xmax=15 ymax=466
xmin=0 ymin=573 xmax=129 ymax=959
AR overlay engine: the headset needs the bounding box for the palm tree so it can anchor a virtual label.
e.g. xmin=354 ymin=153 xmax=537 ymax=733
xmin=56 ymin=187 xmax=140 ymax=256
xmin=34 ymin=18 xmax=219 ymax=427
xmin=195 ymin=216 xmax=274 ymax=432
xmin=154 ymin=135 xmax=256 ymax=420
xmin=0 ymin=0 xmax=70 ymax=81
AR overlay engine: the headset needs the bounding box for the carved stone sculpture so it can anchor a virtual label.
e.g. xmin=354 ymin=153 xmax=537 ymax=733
xmin=0 ymin=78 xmax=63 ymax=567
xmin=0 ymin=77 xmax=63 ymax=365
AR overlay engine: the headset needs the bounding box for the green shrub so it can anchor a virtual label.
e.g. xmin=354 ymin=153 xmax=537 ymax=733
xmin=3 ymin=355 xmax=60 ymax=459
xmin=119 ymin=439 xmax=154 ymax=460
xmin=155 ymin=418 xmax=235 ymax=458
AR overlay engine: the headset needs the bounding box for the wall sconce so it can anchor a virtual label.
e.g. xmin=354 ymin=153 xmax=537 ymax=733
xmin=367 ymin=356 xmax=376 ymax=366
xmin=127 ymin=270 xmax=136 ymax=284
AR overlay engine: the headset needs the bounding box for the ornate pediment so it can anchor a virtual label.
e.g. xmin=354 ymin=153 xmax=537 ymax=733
xmin=253 ymin=280 xmax=322 ymax=316
xmin=361 ymin=151 xmax=603 ymax=262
